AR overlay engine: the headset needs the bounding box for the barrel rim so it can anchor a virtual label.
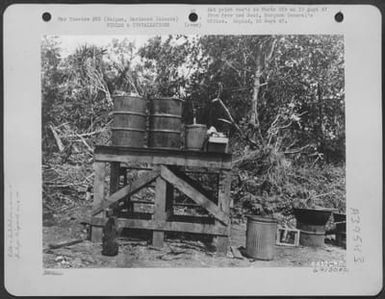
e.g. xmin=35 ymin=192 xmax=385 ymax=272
xmin=246 ymin=215 xmax=278 ymax=223
xmin=299 ymin=229 xmax=325 ymax=235
xmin=111 ymin=127 xmax=146 ymax=132
xmin=149 ymin=129 xmax=181 ymax=134
xmin=186 ymin=124 xmax=208 ymax=129
xmin=113 ymin=111 xmax=147 ymax=116
xmin=150 ymin=113 xmax=182 ymax=119
xmin=112 ymin=95 xmax=145 ymax=100
xmin=149 ymin=97 xmax=184 ymax=102
xmin=148 ymin=146 xmax=182 ymax=150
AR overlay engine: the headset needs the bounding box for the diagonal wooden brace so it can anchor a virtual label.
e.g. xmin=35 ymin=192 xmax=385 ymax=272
xmin=92 ymin=170 xmax=159 ymax=216
xmin=160 ymin=166 xmax=229 ymax=225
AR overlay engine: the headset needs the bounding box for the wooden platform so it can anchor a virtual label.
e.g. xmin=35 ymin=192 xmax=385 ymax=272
xmin=90 ymin=145 xmax=232 ymax=255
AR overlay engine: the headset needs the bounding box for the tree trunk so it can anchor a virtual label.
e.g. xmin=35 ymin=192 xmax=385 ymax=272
xmin=249 ymin=38 xmax=277 ymax=146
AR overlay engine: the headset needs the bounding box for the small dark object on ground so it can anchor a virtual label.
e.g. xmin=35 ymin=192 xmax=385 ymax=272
xmin=102 ymin=217 xmax=119 ymax=256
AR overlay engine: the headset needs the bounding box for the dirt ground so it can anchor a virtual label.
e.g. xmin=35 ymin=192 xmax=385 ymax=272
xmin=43 ymin=203 xmax=346 ymax=269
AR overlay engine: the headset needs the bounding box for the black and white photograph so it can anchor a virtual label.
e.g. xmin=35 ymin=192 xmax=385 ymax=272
xmin=41 ymin=34 xmax=347 ymax=268
xmin=4 ymin=3 xmax=382 ymax=296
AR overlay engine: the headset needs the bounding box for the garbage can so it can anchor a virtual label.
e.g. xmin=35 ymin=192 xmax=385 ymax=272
xmin=245 ymin=215 xmax=277 ymax=260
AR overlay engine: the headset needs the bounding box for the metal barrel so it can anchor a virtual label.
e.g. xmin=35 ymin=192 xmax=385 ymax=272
xmin=245 ymin=215 xmax=277 ymax=260
xmin=111 ymin=95 xmax=146 ymax=147
xmin=149 ymin=97 xmax=182 ymax=149
xmin=185 ymin=124 xmax=207 ymax=151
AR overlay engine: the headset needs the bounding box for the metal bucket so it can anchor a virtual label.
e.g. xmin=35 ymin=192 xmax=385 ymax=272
xmin=334 ymin=213 xmax=346 ymax=249
xmin=297 ymin=222 xmax=325 ymax=247
xmin=149 ymin=97 xmax=182 ymax=149
xmin=111 ymin=95 xmax=146 ymax=147
xmin=245 ymin=215 xmax=277 ymax=260
xmin=185 ymin=124 xmax=207 ymax=151
xmin=299 ymin=230 xmax=325 ymax=247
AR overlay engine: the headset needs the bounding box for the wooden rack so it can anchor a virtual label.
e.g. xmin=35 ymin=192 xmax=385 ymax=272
xmin=89 ymin=145 xmax=232 ymax=255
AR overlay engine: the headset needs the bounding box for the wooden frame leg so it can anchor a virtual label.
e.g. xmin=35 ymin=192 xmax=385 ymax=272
xmin=91 ymin=162 xmax=106 ymax=242
xmin=212 ymin=170 xmax=231 ymax=256
xmin=166 ymin=182 xmax=174 ymax=219
xmin=152 ymin=177 xmax=167 ymax=248
xmin=110 ymin=162 xmax=120 ymax=194
xmin=109 ymin=162 xmax=120 ymax=215
xmin=120 ymin=167 xmax=133 ymax=215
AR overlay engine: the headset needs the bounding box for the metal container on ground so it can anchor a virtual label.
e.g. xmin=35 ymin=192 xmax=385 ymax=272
xmin=297 ymin=222 xmax=326 ymax=247
xmin=111 ymin=95 xmax=146 ymax=147
xmin=293 ymin=208 xmax=333 ymax=247
xmin=245 ymin=215 xmax=277 ymax=260
xmin=334 ymin=213 xmax=346 ymax=248
xmin=185 ymin=124 xmax=207 ymax=151
xmin=149 ymin=97 xmax=182 ymax=149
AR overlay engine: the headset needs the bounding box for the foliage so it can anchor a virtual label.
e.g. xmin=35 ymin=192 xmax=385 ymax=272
xmin=41 ymin=34 xmax=346 ymax=218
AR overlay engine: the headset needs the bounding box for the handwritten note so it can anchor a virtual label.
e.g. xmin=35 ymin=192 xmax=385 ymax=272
xmin=350 ymin=208 xmax=364 ymax=264
xmin=7 ymin=185 xmax=21 ymax=259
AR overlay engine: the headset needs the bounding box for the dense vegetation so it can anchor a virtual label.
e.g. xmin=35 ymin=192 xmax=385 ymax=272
xmin=42 ymin=35 xmax=345 ymax=220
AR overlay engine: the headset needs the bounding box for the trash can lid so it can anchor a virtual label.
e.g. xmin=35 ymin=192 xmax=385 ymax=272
xmin=246 ymin=215 xmax=278 ymax=223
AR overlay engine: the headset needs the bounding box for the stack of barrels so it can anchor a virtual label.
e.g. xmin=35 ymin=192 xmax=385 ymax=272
xmin=111 ymin=95 xmax=183 ymax=149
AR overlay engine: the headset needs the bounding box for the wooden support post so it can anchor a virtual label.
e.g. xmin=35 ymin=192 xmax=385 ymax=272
xmin=166 ymin=182 xmax=174 ymax=219
xmin=121 ymin=168 xmax=133 ymax=214
xmin=160 ymin=166 xmax=229 ymax=225
xmin=110 ymin=162 xmax=120 ymax=194
xmin=213 ymin=170 xmax=232 ymax=256
xmin=91 ymin=162 xmax=106 ymax=242
xmin=92 ymin=170 xmax=159 ymax=215
xmin=152 ymin=177 xmax=167 ymax=248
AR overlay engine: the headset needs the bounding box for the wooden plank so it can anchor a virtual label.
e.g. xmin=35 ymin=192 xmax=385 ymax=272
xmin=168 ymin=214 xmax=214 ymax=224
xmin=166 ymin=182 xmax=174 ymax=219
xmin=90 ymin=217 xmax=228 ymax=235
xmin=152 ymin=177 xmax=167 ymax=248
xmin=95 ymin=153 xmax=232 ymax=170
xmin=212 ymin=170 xmax=232 ymax=254
xmin=110 ymin=162 xmax=120 ymax=194
xmin=160 ymin=166 xmax=229 ymax=225
xmin=92 ymin=170 xmax=159 ymax=215
xmin=169 ymin=166 xmax=213 ymax=200
xmin=95 ymin=145 xmax=232 ymax=159
xmin=130 ymin=200 xmax=154 ymax=205
xmin=230 ymin=246 xmax=244 ymax=259
xmin=164 ymin=221 xmax=227 ymax=235
xmin=173 ymin=202 xmax=201 ymax=208
xmin=91 ymin=162 xmax=106 ymax=242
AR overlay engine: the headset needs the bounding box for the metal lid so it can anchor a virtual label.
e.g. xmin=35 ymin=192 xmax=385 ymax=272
xmin=150 ymin=97 xmax=184 ymax=102
xmin=185 ymin=124 xmax=207 ymax=128
xmin=246 ymin=215 xmax=278 ymax=223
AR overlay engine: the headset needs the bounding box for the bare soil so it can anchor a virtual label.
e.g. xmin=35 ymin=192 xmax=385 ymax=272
xmin=43 ymin=203 xmax=346 ymax=269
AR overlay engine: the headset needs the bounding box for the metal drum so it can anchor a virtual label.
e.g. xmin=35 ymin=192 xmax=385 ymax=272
xmin=149 ymin=97 xmax=182 ymax=149
xmin=111 ymin=95 xmax=146 ymax=147
xmin=245 ymin=215 xmax=277 ymax=260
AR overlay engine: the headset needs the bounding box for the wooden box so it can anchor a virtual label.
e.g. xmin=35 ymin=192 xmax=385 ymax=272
xmin=207 ymin=136 xmax=229 ymax=153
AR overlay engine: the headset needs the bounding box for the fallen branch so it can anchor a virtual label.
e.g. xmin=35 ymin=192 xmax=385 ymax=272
xmin=233 ymin=149 xmax=259 ymax=166
xmin=64 ymin=129 xmax=105 ymax=138
xmin=48 ymin=239 xmax=83 ymax=249
xmin=284 ymin=144 xmax=311 ymax=155
xmin=49 ymin=125 xmax=64 ymax=152
xmin=75 ymin=132 xmax=93 ymax=152
xmin=212 ymin=97 xmax=258 ymax=147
